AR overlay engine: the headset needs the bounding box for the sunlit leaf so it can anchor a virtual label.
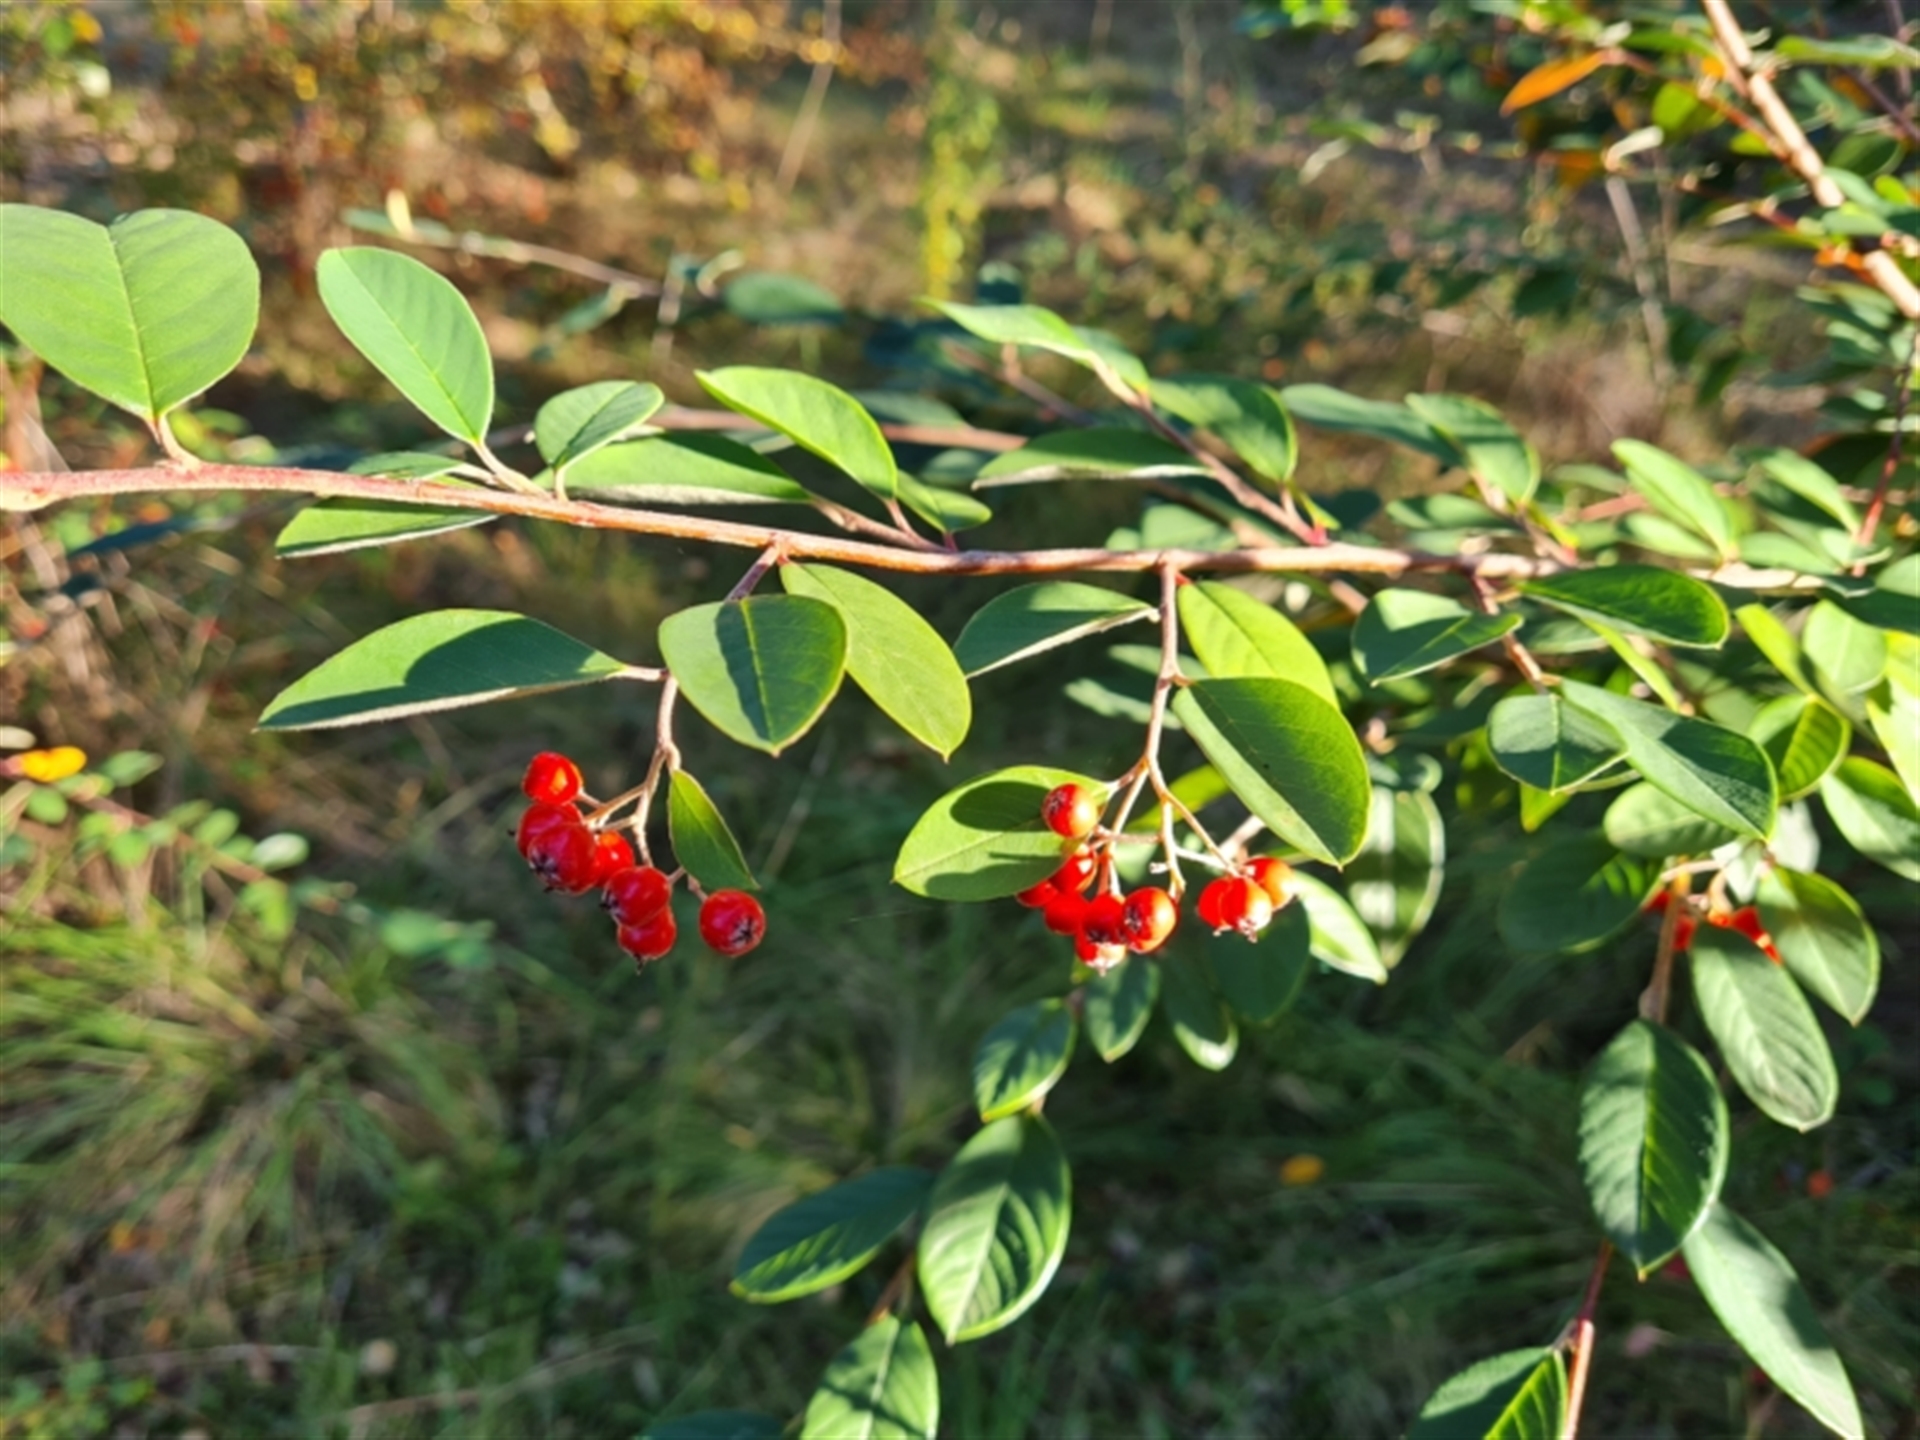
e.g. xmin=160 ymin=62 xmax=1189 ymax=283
xmin=697 ymin=366 xmax=897 ymax=500
xmin=1405 ymin=393 xmax=1538 ymax=504
xmin=565 ymin=433 xmax=814 ymax=506
xmin=1521 ymin=567 xmax=1728 ymax=648
xmin=1351 ymin=589 xmax=1520 ymax=682
xmin=973 ymin=428 xmax=1205 ymax=485
xmin=1177 ymin=581 xmax=1336 ymax=703
xmin=659 ymin=596 xmax=847 ymax=755
xmin=534 ymin=380 xmax=664 ymax=470
xmin=1487 ymin=694 xmax=1625 ymax=792
xmin=801 ymin=1316 xmax=938 ymax=1440
xmin=1612 ymin=440 xmax=1732 ymax=559
xmin=1690 ymin=925 xmax=1837 ymax=1131
xmin=894 ymin=767 xmax=1106 ymax=900
xmin=954 ymin=582 xmax=1154 ymax=677
xmin=1409 ymin=1347 xmax=1567 ymax=1440
xmin=1756 ymin=868 xmax=1879 ymax=1024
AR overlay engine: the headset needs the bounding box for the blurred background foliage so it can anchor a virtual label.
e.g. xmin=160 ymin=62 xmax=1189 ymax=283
xmin=1 ymin=0 xmax=1914 ymax=1435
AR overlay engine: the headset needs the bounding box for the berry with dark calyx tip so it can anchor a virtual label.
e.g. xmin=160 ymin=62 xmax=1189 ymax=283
xmin=617 ymin=906 xmax=677 ymax=964
xmin=1041 ymin=783 xmax=1101 ymax=840
xmin=1043 ymin=889 xmax=1088 ymax=937
xmin=591 ymin=830 xmax=635 ymax=885
xmin=1202 ymin=875 xmax=1272 ymax=938
xmin=1074 ymin=933 xmax=1126 ymax=971
xmin=523 ymin=751 xmax=583 ymax=805
xmin=1051 ymin=848 xmax=1097 ymax=895
xmin=1245 ymin=856 xmax=1294 ymax=909
xmin=1080 ymin=892 xmax=1127 ymax=948
xmin=1016 ymin=879 xmax=1059 ymax=909
xmin=516 ymin=802 xmax=578 ymax=859
xmin=603 ymin=865 xmax=672 ymax=926
xmin=519 ymin=805 xmax=599 ymax=892
xmin=699 ymin=889 xmax=766 ymax=958
xmin=1121 ymin=887 xmax=1178 ymax=954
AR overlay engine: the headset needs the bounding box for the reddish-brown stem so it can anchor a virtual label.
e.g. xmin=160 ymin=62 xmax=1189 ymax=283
xmin=1640 ymin=873 xmax=1690 ymax=1025
xmin=864 ymin=1251 xmax=917 ymax=1327
xmin=1855 ymin=328 xmax=1919 ymax=559
xmin=1561 ymin=1242 xmax=1614 ymax=1440
xmin=726 ymin=543 xmax=784 ymax=601
xmin=1471 ymin=572 xmax=1550 ymax=690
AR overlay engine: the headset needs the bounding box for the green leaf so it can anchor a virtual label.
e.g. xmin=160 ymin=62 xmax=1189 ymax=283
xmin=780 ymin=563 xmax=971 ymax=759
xmin=668 ymin=771 xmax=755 ymax=892
xmin=917 ymin=1114 xmax=1071 ymax=1344
xmin=1603 ymin=782 xmax=1743 ymax=858
xmin=733 ymin=1168 xmax=932 ymax=1304
xmin=1351 ymin=590 xmax=1520 ymax=683
xmin=1584 ymin=617 xmax=1685 ymax=712
xmin=1287 ymin=871 xmax=1388 ymax=983
xmin=1690 ymin=925 xmax=1838 ymax=1131
xmin=973 ymin=999 xmax=1077 ymax=1121
xmin=276 ymin=490 xmax=494 ymax=558
xmin=258 ymin=610 xmax=624 ymax=730
xmin=725 ymin=270 xmax=843 ymax=326
xmin=972 ymin=428 xmax=1206 ymax=485
xmin=897 ymin=473 xmax=993 ymax=533
xmin=1756 ymin=869 xmax=1879 ymax=1025
xmin=801 ymin=1317 xmax=939 ymax=1440
xmin=1207 ymin=899 xmax=1312 ymax=1022
xmin=697 ymin=367 xmax=897 ymax=500
xmin=1560 ymin=681 xmax=1777 ymax=840
xmin=1737 ymin=603 xmax=1817 ymax=694
xmin=953 ymin=583 xmax=1154 ymax=677
xmin=1170 ymin=678 xmax=1372 ymax=866
xmin=534 ymin=380 xmax=664 ymax=471
xmin=1346 ymin=786 xmax=1445 ymax=965
xmin=643 ymin=1413 xmax=785 ymax=1440
xmin=1682 ymin=1205 xmax=1864 ymax=1440
xmin=1151 ymin=374 xmax=1297 ymax=483
xmin=1755 ymin=450 xmax=1860 ymax=531
xmin=1081 ymin=955 xmax=1160 ymax=1061
xmin=893 ymin=766 xmax=1106 ymax=900
xmin=1803 ymin=600 xmax=1886 ymax=698
xmin=1488 ymin=694 xmax=1627 ymax=792
xmin=1578 ymin=1020 xmax=1729 ymax=1276
xmin=1612 ymin=439 xmax=1733 ymax=558
xmin=1405 ymin=393 xmax=1539 ymax=504
xmin=0 ymin=205 xmax=260 ymax=424
xmin=1775 ymin=31 xmax=1920 ymax=67
xmin=316 ymin=247 xmax=493 ymax=444
xmin=1278 ymin=384 xmax=1457 ymax=463
xmin=1819 ymin=757 xmax=1920 ymax=880
xmin=1521 ymin=567 xmax=1729 ymax=648
xmin=1750 ymin=695 xmax=1850 ymax=801
xmin=931 ymin=300 xmax=1146 ymax=387
xmin=564 ymin=433 xmax=814 ymax=506
xmin=1498 ymin=833 xmax=1659 ymax=954
xmin=1408 ymin=1347 xmax=1567 ymax=1440
xmin=1177 ymin=581 xmax=1336 ymax=704
xmin=658 ymin=596 xmax=847 ymax=755
xmin=1160 ymin=951 xmax=1239 ymax=1070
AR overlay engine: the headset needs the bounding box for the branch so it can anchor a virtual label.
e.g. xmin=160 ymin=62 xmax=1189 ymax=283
xmin=0 ymin=463 xmax=1569 ymax=581
xmin=1561 ymin=1241 xmax=1614 ymax=1440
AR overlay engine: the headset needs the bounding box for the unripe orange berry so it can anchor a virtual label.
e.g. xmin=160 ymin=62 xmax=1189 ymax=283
xmin=699 ymin=890 xmax=766 ymax=958
xmin=1245 ymin=856 xmax=1293 ymax=909
xmin=523 ymin=751 xmax=583 ymax=805
xmin=1121 ymin=887 xmax=1178 ymax=953
xmin=1041 ymin=783 xmax=1101 ymax=840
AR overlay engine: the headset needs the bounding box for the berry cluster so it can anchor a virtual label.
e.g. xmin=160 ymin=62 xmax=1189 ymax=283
xmin=1016 ymin=782 xmax=1296 ymax=970
xmin=1646 ymin=891 xmax=1780 ymax=960
xmin=513 ymin=751 xmax=766 ymax=966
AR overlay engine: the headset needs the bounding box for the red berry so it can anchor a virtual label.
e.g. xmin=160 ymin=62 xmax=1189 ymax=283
xmin=1195 ymin=878 xmax=1227 ymax=931
xmin=603 ymin=865 xmax=672 ymax=926
xmin=1043 ymin=889 xmax=1088 ymax=936
xmin=1202 ymin=876 xmax=1272 ymax=938
xmin=519 ymin=805 xmax=599 ymax=892
xmin=1121 ymin=888 xmax=1178 ymax=953
xmin=617 ymin=906 xmax=677 ymax=963
xmin=1041 ymin=783 xmax=1101 ymax=840
xmin=699 ymin=890 xmax=766 ymax=958
xmin=1074 ymin=933 xmax=1126 ymax=970
xmin=523 ymin=752 xmax=583 ymax=805
xmin=516 ymin=802 xmax=577 ymax=858
xmin=1674 ymin=914 xmax=1698 ymax=951
xmin=1050 ymin=848 xmax=1097 ymax=895
xmin=1017 ymin=879 xmax=1059 ymax=909
xmin=1645 ymin=890 xmax=1673 ymax=915
xmin=591 ymin=830 xmax=635 ymax=885
xmin=1806 ymin=1169 xmax=1834 ymax=1199
xmin=1080 ymin=892 xmax=1127 ymax=947
xmin=1245 ymin=856 xmax=1293 ymax=909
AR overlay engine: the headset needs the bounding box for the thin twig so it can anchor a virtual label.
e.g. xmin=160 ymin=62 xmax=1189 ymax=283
xmin=864 ymin=1250 xmax=918 ymax=1326
xmin=1844 ymin=67 xmax=1920 ymax=147
xmin=1639 ymin=874 xmax=1690 ymax=1024
xmin=1604 ymin=175 xmax=1674 ymax=389
xmin=776 ymin=0 xmax=842 ymax=194
xmin=1561 ymin=1241 xmax=1614 ymax=1440
xmin=1855 ymin=326 xmax=1919 ymax=559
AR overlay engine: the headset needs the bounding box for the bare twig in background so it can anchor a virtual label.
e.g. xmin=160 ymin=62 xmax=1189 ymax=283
xmin=1604 ymin=176 xmax=1674 ymax=389
xmin=776 ymin=0 xmax=842 ymax=195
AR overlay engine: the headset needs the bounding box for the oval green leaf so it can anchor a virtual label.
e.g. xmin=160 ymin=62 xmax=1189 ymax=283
xmin=1612 ymin=439 xmax=1733 ymax=558
xmin=1278 ymin=383 xmax=1456 ymax=463
xmin=1169 ymin=678 xmax=1372 ymax=866
xmin=917 ymin=1114 xmax=1071 ymax=1344
xmin=1749 ymin=695 xmax=1850 ymax=801
xmin=1681 ymin=1204 xmax=1864 ymax=1440
xmin=1405 ymin=392 xmax=1539 ymax=504
xmin=1152 ymin=374 xmax=1297 ymax=484
xmin=1521 ymin=566 xmax=1729 ymax=648
xmin=800 ymin=1316 xmax=939 ymax=1440
xmin=1160 ymin=950 xmax=1239 ymax=1070
xmin=565 ymin=433 xmax=814 ymax=506
xmin=973 ymin=428 xmax=1205 ymax=486
xmin=257 ymin=609 xmax=624 ymax=730
xmin=953 ymin=582 xmax=1155 ymax=678
xmin=276 ymin=489 xmax=494 ymax=558
xmin=732 ymin=1167 xmax=932 ymax=1303
xmin=668 ymin=770 xmax=756 ymax=892
xmin=1756 ymin=449 xmax=1860 ymax=531
xmin=897 ymin=473 xmax=993 ymax=533
xmin=1819 ymin=757 xmax=1920 ymax=880
xmin=1498 ymin=833 xmax=1659 ymax=954
xmin=1206 ymin=898 xmax=1312 ymax=1022
xmin=0 ymin=205 xmax=260 ymax=424
xmin=1177 ymin=581 xmax=1336 ymax=704
xmin=658 ymin=596 xmax=847 ymax=755
xmin=1487 ymin=693 xmax=1626 ymax=792
xmin=534 ymin=380 xmax=664 ymax=470
xmin=1081 ymin=954 xmax=1160 ymax=1062
xmin=781 ymin=563 xmax=972 ymax=759
xmin=1346 ymin=786 xmax=1445 ymax=966
xmin=1351 ymin=590 xmax=1521 ymax=683
xmin=1603 ymin=782 xmax=1743 ymax=859
xmin=972 ymin=999 xmax=1077 ymax=1121
xmin=697 ymin=367 xmax=897 ymax=500
xmin=1803 ymin=600 xmax=1887 ymax=699
xmin=1560 ymin=681 xmax=1777 ymax=840
xmin=317 ymin=247 xmax=494 ymax=444
xmin=893 ymin=766 xmax=1106 ymax=900
xmin=1578 ymin=1019 xmax=1729 ymax=1277
xmin=1756 ymin=868 xmax=1879 ymax=1025
xmin=1690 ymin=924 xmax=1838 ymax=1131
xmin=725 ymin=271 xmax=843 ymax=327
xmin=1288 ymin=871 xmax=1388 ymax=983
xmin=1408 ymin=1347 xmax=1567 ymax=1440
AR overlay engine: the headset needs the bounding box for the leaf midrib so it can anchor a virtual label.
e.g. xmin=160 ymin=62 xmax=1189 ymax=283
xmin=338 ymin=257 xmax=482 ymax=438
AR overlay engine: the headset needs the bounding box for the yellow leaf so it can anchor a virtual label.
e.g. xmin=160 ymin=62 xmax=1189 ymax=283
xmin=20 ymin=746 xmax=86 ymax=783
xmin=1501 ymin=51 xmax=1610 ymax=115
xmin=1279 ymin=1153 xmax=1326 ymax=1187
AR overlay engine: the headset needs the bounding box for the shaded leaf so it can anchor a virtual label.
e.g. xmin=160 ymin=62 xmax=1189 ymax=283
xmin=1160 ymin=950 xmax=1239 ymax=1070
xmin=1346 ymin=786 xmax=1444 ymax=965
xmin=1487 ymin=694 xmax=1626 ymax=792
xmin=973 ymin=428 xmax=1205 ymax=485
xmin=973 ymin=999 xmax=1077 ymax=1121
xmin=1819 ymin=757 xmax=1920 ymax=880
xmin=1082 ymin=955 xmax=1160 ymax=1062
xmin=659 ymin=596 xmax=847 ymax=755
xmin=1603 ymin=782 xmax=1742 ymax=858
xmin=669 ymin=770 xmax=755 ymax=892
xmin=954 ymin=583 xmax=1154 ymax=677
xmin=1207 ymin=898 xmax=1312 ymax=1022
xmin=1409 ymin=1347 xmax=1567 ymax=1440
xmin=725 ymin=271 xmax=843 ymax=326
xmin=1405 ymin=393 xmax=1539 ymax=504
xmin=276 ymin=489 xmax=493 ymax=558
xmin=1498 ymin=833 xmax=1658 ymax=953
xmin=1278 ymin=384 xmax=1457 ymax=462
xmin=644 ymin=1413 xmax=784 ymax=1440
xmin=1756 ymin=450 xmax=1859 ymax=531
xmin=1288 ymin=871 xmax=1387 ymax=983
xmin=1352 ymin=590 xmax=1520 ymax=683
xmin=1756 ymin=869 xmax=1879 ymax=1024
xmin=1690 ymin=925 xmax=1838 ymax=1131
xmin=1151 ymin=374 xmax=1297 ymax=483
xmin=733 ymin=1168 xmax=931 ymax=1303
